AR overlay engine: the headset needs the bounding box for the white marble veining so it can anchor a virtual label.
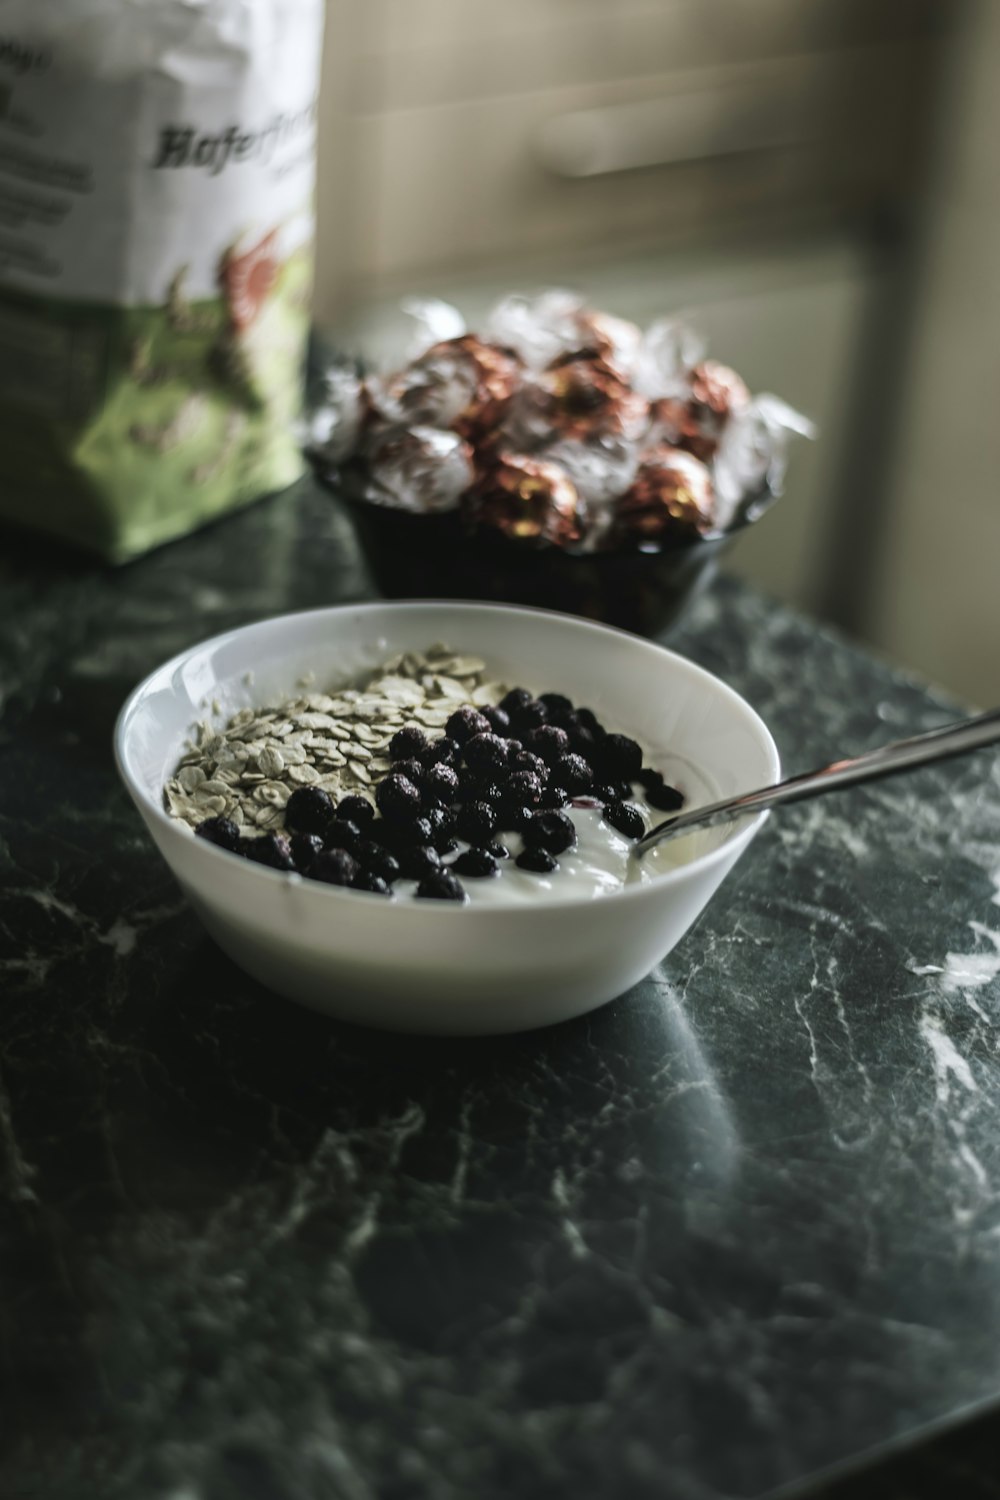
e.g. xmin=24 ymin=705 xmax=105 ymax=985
xmin=3 ymin=483 xmax=1000 ymax=1500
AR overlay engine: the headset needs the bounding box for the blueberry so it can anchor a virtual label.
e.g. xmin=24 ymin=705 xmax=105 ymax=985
xmin=511 ymin=751 xmax=548 ymax=780
xmin=539 ymin=692 xmax=574 ymax=720
xmin=195 ymin=815 xmax=242 ymax=853
xmin=599 ymin=732 xmax=643 ymax=780
xmin=425 ymin=805 xmax=455 ymax=838
xmin=457 ymin=765 xmax=487 ymax=801
xmin=481 ymin=705 xmax=511 ymax=734
xmin=245 ymin=831 xmax=297 ymax=870
xmin=522 ymin=809 xmax=577 ymax=855
xmin=311 ymin=849 xmax=359 ymax=886
xmin=423 ymin=763 xmax=459 ymax=805
xmin=356 ymin=839 xmax=400 ymax=882
xmin=499 ymin=687 xmax=533 ymax=715
xmin=421 ymin=736 xmax=460 ymax=767
xmin=497 ymin=801 xmax=534 ymax=833
xmin=337 ymin=794 xmax=375 ymax=827
xmin=366 ymin=817 xmax=403 ymax=850
xmin=539 ymin=783 xmax=569 ymax=809
xmin=505 ymin=738 xmax=524 ymax=757
xmin=604 ymin=800 xmax=645 ymax=839
xmin=389 ymin=725 xmax=429 ymax=761
xmin=398 ymin=844 xmax=441 ymax=880
xmin=516 ymin=846 xmax=558 ymax=873
xmin=632 ymin=774 xmax=671 ymax=798
xmin=487 ymin=841 xmax=511 ymax=859
xmin=325 ymin=817 xmax=361 ymax=853
xmin=456 ymin=799 xmax=498 ymax=844
xmin=375 ymin=772 xmax=422 ymax=823
xmin=552 ymin=753 xmax=593 ymax=794
xmin=572 ymin=707 xmax=605 ymax=737
xmin=523 ymin=724 xmax=569 ymax=764
xmin=395 ymin=815 xmax=434 ymax=848
xmin=416 ymin=869 xmax=467 ymax=901
xmin=392 ymin=758 xmax=425 ymax=789
xmin=285 ymin=785 xmax=335 ymax=837
xmin=593 ymin=780 xmax=632 ymax=803
xmin=646 ymin=780 xmax=685 ymax=812
xmin=353 ymin=869 xmax=391 ymax=896
xmin=290 ymin=832 xmax=324 ymax=871
xmin=509 ymin=698 xmax=547 ymax=732
xmin=506 ymin=770 xmax=543 ymax=805
xmin=568 ymin=725 xmax=599 ymax=758
xmin=463 ymin=732 xmax=509 ymax=773
xmin=436 ymin=836 xmax=460 ymax=856
xmin=472 ymin=779 xmax=507 ymax=808
xmin=445 ymin=706 xmax=490 ymax=744
xmin=452 ymin=847 xmax=499 ymax=878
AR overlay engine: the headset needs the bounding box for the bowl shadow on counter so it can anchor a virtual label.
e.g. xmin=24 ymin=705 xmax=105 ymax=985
xmin=145 ymin=932 xmax=739 ymax=1205
xmin=321 ymin=468 xmax=775 ymax=637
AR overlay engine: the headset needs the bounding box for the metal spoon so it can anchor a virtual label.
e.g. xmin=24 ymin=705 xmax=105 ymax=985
xmin=633 ymin=707 xmax=1000 ymax=859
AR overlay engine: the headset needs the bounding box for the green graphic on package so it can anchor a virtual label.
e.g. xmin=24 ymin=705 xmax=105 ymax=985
xmin=0 ymin=0 xmax=324 ymax=561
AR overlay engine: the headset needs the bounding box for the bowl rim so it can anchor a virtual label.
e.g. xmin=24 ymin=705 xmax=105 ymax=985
xmin=113 ymin=598 xmax=780 ymax=916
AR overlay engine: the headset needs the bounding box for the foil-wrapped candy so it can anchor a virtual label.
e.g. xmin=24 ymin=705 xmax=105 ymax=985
xmin=615 ymin=446 xmax=717 ymax=544
xmin=302 ymin=365 xmax=367 ymax=465
xmin=542 ymin=437 xmax=640 ymax=551
xmin=487 ymin=289 xmax=641 ymax=377
xmin=712 ymin=393 xmax=817 ymax=531
xmin=543 ymin=436 xmax=639 ymax=508
xmin=363 ymin=424 xmax=474 ymax=513
xmin=307 ymin=290 xmax=815 ymax=556
xmin=463 ymin=452 xmax=586 ymax=547
xmin=652 ymin=359 xmax=751 ymax=465
xmin=632 ymin=316 xmax=707 ymax=401
xmin=399 ymin=295 xmax=467 ymax=361
xmin=578 ymin=308 xmax=643 ymax=377
xmin=506 ymin=353 xmax=649 ymax=450
xmin=374 ymin=334 xmax=521 ymax=443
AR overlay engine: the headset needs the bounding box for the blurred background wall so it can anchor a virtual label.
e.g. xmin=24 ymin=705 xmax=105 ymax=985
xmin=312 ymin=0 xmax=996 ymax=707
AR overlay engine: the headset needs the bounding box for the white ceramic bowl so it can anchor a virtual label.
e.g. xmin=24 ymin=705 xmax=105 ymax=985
xmin=114 ymin=602 xmax=779 ymax=1035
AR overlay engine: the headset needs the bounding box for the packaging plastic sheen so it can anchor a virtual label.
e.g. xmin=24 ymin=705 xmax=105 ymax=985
xmin=0 ymin=0 xmax=324 ymax=561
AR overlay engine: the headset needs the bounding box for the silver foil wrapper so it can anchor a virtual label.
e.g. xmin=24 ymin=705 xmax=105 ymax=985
xmin=363 ymin=424 xmax=475 ymax=513
xmin=309 ymin=290 xmax=815 ymax=550
xmin=713 ymin=393 xmax=817 ymax=530
xmin=304 ymin=366 xmax=367 ymax=465
xmin=374 ymin=334 xmax=520 ymax=443
xmin=487 ymin=289 xmax=641 ymax=376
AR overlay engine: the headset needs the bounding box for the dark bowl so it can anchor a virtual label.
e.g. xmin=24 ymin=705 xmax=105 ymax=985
xmin=317 ymin=463 xmax=774 ymax=638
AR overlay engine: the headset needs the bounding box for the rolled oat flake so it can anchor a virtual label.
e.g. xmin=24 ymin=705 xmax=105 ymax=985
xmin=0 ymin=0 xmax=324 ymax=560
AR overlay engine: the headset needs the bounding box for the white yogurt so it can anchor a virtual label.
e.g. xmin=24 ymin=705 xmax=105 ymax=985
xmin=394 ymin=753 xmax=723 ymax=906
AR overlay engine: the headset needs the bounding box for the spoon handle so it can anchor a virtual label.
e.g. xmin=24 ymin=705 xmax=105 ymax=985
xmin=634 ymin=706 xmax=1000 ymax=857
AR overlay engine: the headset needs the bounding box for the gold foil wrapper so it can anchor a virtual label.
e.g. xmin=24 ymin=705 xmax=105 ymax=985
xmin=535 ymin=354 xmax=649 ymax=444
xmin=385 ymin=334 xmax=521 ymax=443
xmin=653 ymin=359 xmax=751 ymax=463
xmin=615 ymin=446 xmax=716 ymax=543
xmin=464 ymin=453 xmax=586 ymax=547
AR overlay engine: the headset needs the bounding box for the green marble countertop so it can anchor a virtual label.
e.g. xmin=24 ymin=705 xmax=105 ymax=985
xmin=3 ymin=481 xmax=1000 ymax=1500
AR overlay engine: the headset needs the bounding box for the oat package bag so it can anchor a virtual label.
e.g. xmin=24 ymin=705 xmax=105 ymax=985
xmin=0 ymin=0 xmax=324 ymax=560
